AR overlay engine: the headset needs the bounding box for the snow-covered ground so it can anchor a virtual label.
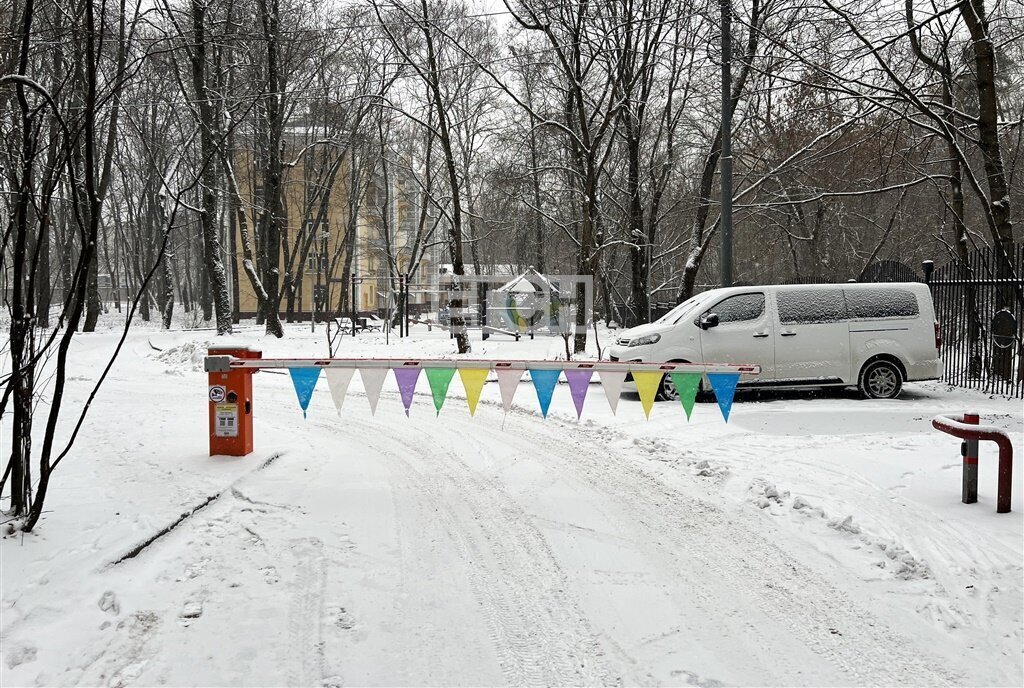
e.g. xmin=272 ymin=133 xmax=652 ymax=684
xmin=2 ymin=320 xmax=1022 ymax=686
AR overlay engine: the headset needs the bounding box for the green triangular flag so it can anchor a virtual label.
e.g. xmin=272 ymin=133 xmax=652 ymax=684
xmin=424 ymin=367 xmax=456 ymax=415
xmin=670 ymin=372 xmax=702 ymax=420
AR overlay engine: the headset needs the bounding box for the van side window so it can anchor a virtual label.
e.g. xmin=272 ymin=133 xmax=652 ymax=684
xmin=845 ymin=288 xmax=919 ymax=319
xmin=777 ymin=289 xmax=847 ymax=324
xmin=708 ymin=293 xmax=765 ymax=323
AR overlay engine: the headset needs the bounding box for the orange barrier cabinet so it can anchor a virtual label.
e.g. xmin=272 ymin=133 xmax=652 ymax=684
xmin=205 ymin=346 xmax=261 ymax=456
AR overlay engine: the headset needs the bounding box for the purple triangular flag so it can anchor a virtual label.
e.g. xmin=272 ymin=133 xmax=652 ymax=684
xmin=392 ymin=367 xmax=421 ymax=416
xmin=563 ymin=369 xmax=594 ymax=419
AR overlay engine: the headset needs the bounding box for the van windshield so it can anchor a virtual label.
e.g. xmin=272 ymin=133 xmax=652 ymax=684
xmin=655 ymin=294 xmax=709 ymax=324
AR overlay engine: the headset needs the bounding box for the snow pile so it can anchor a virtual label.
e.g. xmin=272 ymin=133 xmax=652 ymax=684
xmin=152 ymin=338 xmax=217 ymax=374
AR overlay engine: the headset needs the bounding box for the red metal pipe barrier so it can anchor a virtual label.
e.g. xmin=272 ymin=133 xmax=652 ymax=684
xmin=932 ymin=413 xmax=1014 ymax=513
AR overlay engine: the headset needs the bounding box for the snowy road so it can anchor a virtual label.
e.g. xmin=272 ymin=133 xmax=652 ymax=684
xmin=2 ymin=327 xmax=1022 ymax=686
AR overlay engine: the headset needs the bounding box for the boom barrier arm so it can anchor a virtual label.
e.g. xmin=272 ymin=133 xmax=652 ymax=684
xmin=204 ymin=350 xmax=760 ymax=458
xmin=204 ymin=356 xmax=760 ymax=376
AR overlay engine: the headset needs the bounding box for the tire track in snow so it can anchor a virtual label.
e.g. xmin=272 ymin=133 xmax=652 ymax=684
xmin=495 ymin=417 xmax=961 ymax=686
xmin=287 ymin=536 xmax=328 ymax=688
xmin=334 ymin=415 xmax=615 ymax=687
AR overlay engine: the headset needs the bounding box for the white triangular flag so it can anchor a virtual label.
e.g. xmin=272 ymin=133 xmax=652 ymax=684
xmin=325 ymin=368 xmax=355 ymax=413
xmin=495 ymin=369 xmax=523 ymax=413
xmin=598 ymin=370 xmax=627 ymax=415
xmin=359 ymin=367 xmax=389 ymax=415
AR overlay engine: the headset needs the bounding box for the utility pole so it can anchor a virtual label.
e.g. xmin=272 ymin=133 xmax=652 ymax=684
xmin=720 ymin=0 xmax=734 ymax=288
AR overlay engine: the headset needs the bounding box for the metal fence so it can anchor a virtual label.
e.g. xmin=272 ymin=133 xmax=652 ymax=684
xmin=926 ymin=244 xmax=1024 ymax=398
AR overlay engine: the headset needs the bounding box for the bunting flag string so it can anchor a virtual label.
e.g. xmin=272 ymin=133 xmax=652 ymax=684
xmin=529 ymin=369 xmax=561 ymax=418
xmin=598 ymin=370 xmax=626 ymax=414
xmin=425 ymin=367 xmax=456 ymax=415
xmin=359 ymin=368 xmax=388 ymax=416
xmin=458 ymin=368 xmax=489 ymax=416
xmin=707 ymin=372 xmax=741 ymax=422
xmin=393 ymin=368 xmax=421 ymax=416
xmin=289 ymin=368 xmax=321 ymax=418
xmin=240 ymin=356 xmax=754 ymax=422
xmin=632 ymin=371 xmax=663 ymax=419
xmin=496 ymin=369 xmax=522 ymax=413
xmin=325 ymin=368 xmax=355 ymax=414
xmin=670 ymin=372 xmax=702 ymax=420
xmin=563 ymin=369 xmax=593 ymax=419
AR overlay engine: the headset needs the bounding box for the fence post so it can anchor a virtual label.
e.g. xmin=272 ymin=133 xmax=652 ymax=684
xmin=351 ymin=276 xmax=357 ymax=336
xmin=962 ymin=412 xmax=979 ymax=504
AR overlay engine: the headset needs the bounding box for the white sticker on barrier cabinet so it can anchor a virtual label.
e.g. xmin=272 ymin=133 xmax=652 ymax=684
xmin=215 ymin=403 xmax=238 ymax=437
xmin=209 ymin=385 xmax=226 ymax=403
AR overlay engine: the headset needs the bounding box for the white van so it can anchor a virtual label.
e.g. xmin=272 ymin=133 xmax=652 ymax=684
xmin=606 ymin=283 xmax=941 ymax=400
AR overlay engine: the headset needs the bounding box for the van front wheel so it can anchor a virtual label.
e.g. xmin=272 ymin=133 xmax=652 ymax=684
xmin=859 ymin=360 xmax=903 ymax=399
xmin=657 ymin=372 xmax=680 ymax=402
xmin=657 ymin=371 xmax=709 ymax=402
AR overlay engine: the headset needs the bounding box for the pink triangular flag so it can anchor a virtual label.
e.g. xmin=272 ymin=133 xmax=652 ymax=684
xmin=563 ymin=369 xmax=593 ymax=419
xmin=599 ymin=370 xmax=626 ymax=414
xmin=495 ymin=369 xmax=523 ymax=413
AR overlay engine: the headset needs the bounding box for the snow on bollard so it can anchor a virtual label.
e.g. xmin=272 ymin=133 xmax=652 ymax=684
xmin=932 ymin=413 xmax=1014 ymax=513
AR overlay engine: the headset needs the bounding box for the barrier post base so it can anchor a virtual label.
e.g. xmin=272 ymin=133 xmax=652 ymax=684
xmin=207 ymin=346 xmax=261 ymax=456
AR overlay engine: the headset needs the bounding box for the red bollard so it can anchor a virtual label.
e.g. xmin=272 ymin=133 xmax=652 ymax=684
xmin=932 ymin=413 xmax=1014 ymax=513
xmin=962 ymin=412 xmax=979 ymax=504
xmin=207 ymin=346 xmax=261 ymax=456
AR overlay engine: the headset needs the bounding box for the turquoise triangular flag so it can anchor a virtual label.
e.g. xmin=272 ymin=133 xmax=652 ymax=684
xmin=289 ymin=368 xmax=322 ymax=418
xmin=707 ymin=372 xmax=740 ymax=422
xmin=529 ymin=369 xmax=561 ymax=418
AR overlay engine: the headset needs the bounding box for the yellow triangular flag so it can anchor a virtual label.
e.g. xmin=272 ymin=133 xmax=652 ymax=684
xmin=458 ymin=368 xmax=489 ymax=416
xmin=632 ymin=371 xmax=663 ymax=419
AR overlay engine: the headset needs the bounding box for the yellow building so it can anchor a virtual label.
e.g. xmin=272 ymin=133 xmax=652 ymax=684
xmin=233 ymin=125 xmax=440 ymax=320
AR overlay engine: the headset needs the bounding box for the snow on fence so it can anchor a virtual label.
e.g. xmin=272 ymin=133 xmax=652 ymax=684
xmin=927 ymin=243 xmax=1024 ymax=398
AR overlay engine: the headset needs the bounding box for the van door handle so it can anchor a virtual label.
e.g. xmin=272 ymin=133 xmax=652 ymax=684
xmin=752 ymin=332 xmax=769 ymax=338
xmin=780 ymin=331 xmax=797 ymax=337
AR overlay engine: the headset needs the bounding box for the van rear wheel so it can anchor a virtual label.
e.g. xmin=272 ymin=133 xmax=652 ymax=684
xmin=859 ymin=360 xmax=903 ymax=399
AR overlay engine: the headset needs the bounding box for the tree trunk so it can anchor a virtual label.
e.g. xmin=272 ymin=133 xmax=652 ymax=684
xmin=960 ymin=0 xmax=1015 ymax=378
xmin=189 ymin=0 xmax=233 ymax=334
xmin=256 ymin=0 xmax=285 ymax=338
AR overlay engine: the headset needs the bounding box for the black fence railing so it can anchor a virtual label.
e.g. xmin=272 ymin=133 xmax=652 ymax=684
xmin=926 ymin=243 xmax=1024 ymax=398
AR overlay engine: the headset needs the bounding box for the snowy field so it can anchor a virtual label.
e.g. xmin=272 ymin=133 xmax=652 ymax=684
xmin=2 ymin=320 xmax=1022 ymax=687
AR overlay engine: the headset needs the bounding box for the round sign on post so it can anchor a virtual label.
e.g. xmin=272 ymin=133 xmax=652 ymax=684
xmin=991 ymin=309 xmax=1017 ymax=350
xmin=209 ymin=385 xmax=227 ymax=403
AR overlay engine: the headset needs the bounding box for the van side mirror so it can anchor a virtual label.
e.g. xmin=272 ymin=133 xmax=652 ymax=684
xmin=699 ymin=313 xmax=720 ymax=330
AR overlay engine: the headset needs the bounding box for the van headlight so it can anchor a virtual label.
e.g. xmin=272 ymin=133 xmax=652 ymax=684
xmin=628 ymin=333 xmax=661 ymax=347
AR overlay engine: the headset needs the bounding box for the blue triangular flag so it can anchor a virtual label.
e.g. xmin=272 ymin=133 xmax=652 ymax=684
xmin=289 ymin=368 xmax=321 ymax=418
xmin=529 ymin=369 xmax=561 ymax=418
xmin=707 ymin=372 xmax=740 ymax=422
